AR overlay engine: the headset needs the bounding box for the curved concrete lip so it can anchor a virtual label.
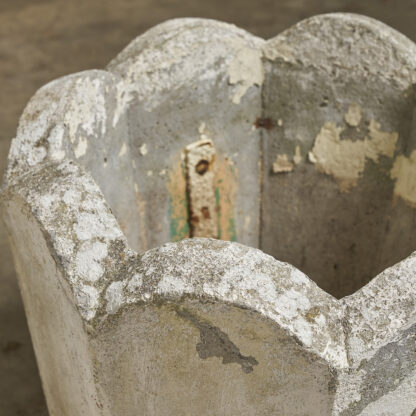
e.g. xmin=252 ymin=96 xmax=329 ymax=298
xmin=2 ymin=13 xmax=415 ymax=415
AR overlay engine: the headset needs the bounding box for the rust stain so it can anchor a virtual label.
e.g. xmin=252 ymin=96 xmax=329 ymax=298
xmin=254 ymin=117 xmax=274 ymax=130
xmin=201 ymin=206 xmax=211 ymax=219
xmin=186 ymin=140 xmax=218 ymax=238
xmin=195 ymin=159 xmax=210 ymax=175
xmin=166 ymin=148 xmax=237 ymax=243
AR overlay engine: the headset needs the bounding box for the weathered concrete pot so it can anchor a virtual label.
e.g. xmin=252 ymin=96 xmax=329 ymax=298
xmin=2 ymin=14 xmax=416 ymax=416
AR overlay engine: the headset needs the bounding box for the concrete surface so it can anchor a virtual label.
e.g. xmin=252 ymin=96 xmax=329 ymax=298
xmin=2 ymin=13 xmax=416 ymax=415
xmin=2 ymin=1 xmax=416 ymax=415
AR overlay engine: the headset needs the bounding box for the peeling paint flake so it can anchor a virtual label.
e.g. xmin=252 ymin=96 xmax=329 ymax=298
xmin=310 ymin=120 xmax=398 ymax=191
xmin=391 ymin=150 xmax=416 ymax=206
xmin=293 ymin=146 xmax=302 ymax=165
xmin=228 ymin=45 xmax=263 ymax=104
xmin=272 ymin=154 xmax=294 ymax=173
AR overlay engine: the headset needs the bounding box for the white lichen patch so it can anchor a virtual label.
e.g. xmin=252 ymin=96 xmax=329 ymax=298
xmin=74 ymin=285 xmax=100 ymax=320
xmin=64 ymin=77 xmax=107 ymax=139
xmin=344 ymin=103 xmax=362 ymax=127
xmin=292 ymin=317 xmax=313 ymax=346
xmin=105 ymin=281 xmax=126 ymax=314
xmin=126 ymin=273 xmax=143 ymax=292
xmin=74 ymin=212 xmax=123 ymax=241
xmin=157 ymin=275 xmax=192 ymax=295
xmin=272 ymin=154 xmax=294 ymax=173
xmin=228 ymin=44 xmax=264 ymax=104
xmin=75 ymin=241 xmax=108 ymax=283
xmin=38 ymin=193 xmax=59 ymax=213
xmin=25 ymin=145 xmax=47 ymax=167
xmin=390 ymin=150 xmax=416 ymax=206
xmin=310 ymin=120 xmax=398 ymax=191
xmin=62 ymin=188 xmax=82 ymax=205
xmin=290 ymin=268 xmax=311 ymax=286
xmin=47 ymin=124 xmax=66 ymax=161
xmin=275 ymin=288 xmax=311 ymax=320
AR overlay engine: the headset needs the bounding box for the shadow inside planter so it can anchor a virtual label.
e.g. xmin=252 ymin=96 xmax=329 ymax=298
xmin=92 ymin=103 xmax=416 ymax=300
xmin=91 ymin=85 xmax=416 ymax=300
xmin=63 ymin=18 xmax=416 ymax=300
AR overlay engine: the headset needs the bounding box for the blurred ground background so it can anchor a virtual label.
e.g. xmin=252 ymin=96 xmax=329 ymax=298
xmin=1 ymin=0 xmax=416 ymax=414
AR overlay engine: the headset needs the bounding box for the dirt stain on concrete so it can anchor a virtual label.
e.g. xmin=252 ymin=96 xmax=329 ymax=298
xmin=176 ymin=307 xmax=259 ymax=373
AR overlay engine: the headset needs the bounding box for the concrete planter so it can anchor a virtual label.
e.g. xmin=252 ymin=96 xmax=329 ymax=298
xmin=1 ymin=13 xmax=415 ymax=415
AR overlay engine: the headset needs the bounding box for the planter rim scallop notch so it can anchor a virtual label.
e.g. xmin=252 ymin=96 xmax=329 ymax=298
xmin=2 ymin=13 xmax=416 ymax=416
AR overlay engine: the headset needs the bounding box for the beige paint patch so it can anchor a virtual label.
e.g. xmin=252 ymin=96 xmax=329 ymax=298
xmin=391 ymin=150 xmax=416 ymax=206
xmin=139 ymin=143 xmax=148 ymax=156
xmin=293 ymin=146 xmax=302 ymax=165
xmin=215 ymin=154 xmax=238 ymax=241
xmin=185 ymin=139 xmax=218 ymax=239
xmin=273 ymin=154 xmax=294 ymax=173
xmin=344 ymin=103 xmax=362 ymax=127
xmin=310 ymin=120 xmax=398 ymax=191
xmin=308 ymin=151 xmax=317 ymax=164
xmin=228 ymin=45 xmax=263 ymax=104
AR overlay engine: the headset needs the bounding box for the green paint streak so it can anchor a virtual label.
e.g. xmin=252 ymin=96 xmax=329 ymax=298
xmin=228 ymin=217 xmax=237 ymax=242
xmin=215 ymin=187 xmax=221 ymax=239
xmin=169 ymin=198 xmax=189 ymax=242
xmin=169 ymin=162 xmax=190 ymax=242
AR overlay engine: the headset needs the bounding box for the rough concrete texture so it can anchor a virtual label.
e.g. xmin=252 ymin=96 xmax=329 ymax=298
xmin=1 ymin=14 xmax=416 ymax=415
